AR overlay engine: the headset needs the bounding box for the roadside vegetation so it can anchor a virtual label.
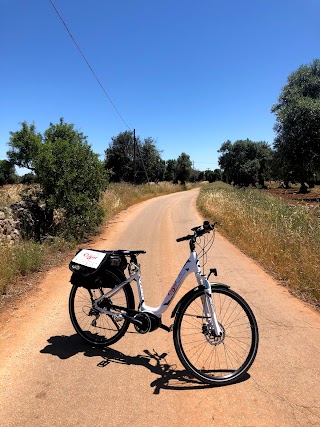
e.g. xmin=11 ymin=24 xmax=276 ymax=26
xmin=0 ymin=117 xmax=196 ymax=305
xmin=198 ymin=182 xmax=320 ymax=308
xmin=100 ymin=181 xmax=191 ymax=219
xmin=1 ymin=59 xmax=320 ymax=310
xmin=0 ymin=182 xmax=191 ymax=300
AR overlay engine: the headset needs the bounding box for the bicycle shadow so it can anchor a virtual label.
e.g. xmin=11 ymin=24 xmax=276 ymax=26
xmin=40 ymin=334 xmax=249 ymax=394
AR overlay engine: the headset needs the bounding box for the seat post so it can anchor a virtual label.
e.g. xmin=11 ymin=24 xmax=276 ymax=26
xmin=130 ymin=254 xmax=138 ymax=264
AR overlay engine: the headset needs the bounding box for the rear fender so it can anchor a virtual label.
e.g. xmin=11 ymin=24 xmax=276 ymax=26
xmin=170 ymin=282 xmax=230 ymax=319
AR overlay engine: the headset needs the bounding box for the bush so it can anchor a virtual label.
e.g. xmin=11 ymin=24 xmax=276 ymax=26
xmin=35 ymin=119 xmax=107 ymax=239
xmin=19 ymin=173 xmax=38 ymax=184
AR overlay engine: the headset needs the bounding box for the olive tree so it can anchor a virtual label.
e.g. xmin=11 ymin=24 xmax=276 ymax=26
xmin=218 ymin=139 xmax=273 ymax=187
xmin=104 ymin=131 xmax=164 ymax=183
xmin=176 ymin=152 xmax=192 ymax=184
xmin=7 ymin=121 xmax=42 ymax=172
xmin=35 ymin=118 xmax=107 ymax=238
xmin=271 ymin=59 xmax=320 ymax=192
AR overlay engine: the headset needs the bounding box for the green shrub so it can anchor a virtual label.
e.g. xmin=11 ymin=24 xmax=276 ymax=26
xmin=35 ymin=119 xmax=107 ymax=240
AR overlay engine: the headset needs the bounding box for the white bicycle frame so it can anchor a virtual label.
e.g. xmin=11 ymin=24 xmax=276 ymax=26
xmin=93 ymin=250 xmax=223 ymax=337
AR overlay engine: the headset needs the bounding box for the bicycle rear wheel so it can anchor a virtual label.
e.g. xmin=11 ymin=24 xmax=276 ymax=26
xmin=173 ymin=286 xmax=258 ymax=386
xmin=69 ymin=269 xmax=134 ymax=346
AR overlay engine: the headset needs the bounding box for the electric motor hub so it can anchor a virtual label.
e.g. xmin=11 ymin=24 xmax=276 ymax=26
xmin=134 ymin=312 xmax=161 ymax=334
xmin=134 ymin=313 xmax=152 ymax=334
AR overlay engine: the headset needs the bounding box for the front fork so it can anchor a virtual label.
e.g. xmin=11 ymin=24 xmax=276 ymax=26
xmin=201 ymin=277 xmax=223 ymax=337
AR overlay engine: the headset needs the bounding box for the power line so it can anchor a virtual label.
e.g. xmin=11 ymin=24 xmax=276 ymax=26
xmin=49 ymin=0 xmax=130 ymax=130
xmin=193 ymin=162 xmax=217 ymax=165
xmin=49 ymin=1 xmax=153 ymax=184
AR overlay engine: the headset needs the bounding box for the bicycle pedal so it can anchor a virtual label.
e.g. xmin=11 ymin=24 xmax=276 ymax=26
xmin=160 ymin=323 xmax=173 ymax=332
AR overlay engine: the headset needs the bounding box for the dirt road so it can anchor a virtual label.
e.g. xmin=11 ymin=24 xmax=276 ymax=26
xmin=0 ymin=188 xmax=319 ymax=427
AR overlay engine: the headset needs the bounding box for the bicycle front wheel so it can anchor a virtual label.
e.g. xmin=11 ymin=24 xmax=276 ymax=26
xmin=173 ymin=286 xmax=258 ymax=386
xmin=69 ymin=269 xmax=134 ymax=346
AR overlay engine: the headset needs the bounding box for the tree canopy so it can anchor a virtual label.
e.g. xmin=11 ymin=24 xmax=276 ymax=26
xmin=39 ymin=119 xmax=107 ymax=237
xmin=271 ymin=59 xmax=320 ymax=189
xmin=218 ymin=139 xmax=273 ymax=187
xmin=175 ymin=152 xmax=193 ymax=184
xmin=104 ymin=131 xmax=165 ymax=184
xmin=7 ymin=122 xmax=42 ymax=172
xmin=164 ymin=159 xmax=178 ymax=182
xmin=7 ymin=118 xmax=107 ymax=239
xmin=0 ymin=160 xmax=17 ymax=185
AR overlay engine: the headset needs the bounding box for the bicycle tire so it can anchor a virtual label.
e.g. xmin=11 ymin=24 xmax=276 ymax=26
xmin=69 ymin=268 xmax=134 ymax=346
xmin=173 ymin=286 xmax=259 ymax=386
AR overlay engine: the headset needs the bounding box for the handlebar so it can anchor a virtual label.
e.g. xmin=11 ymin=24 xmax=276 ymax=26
xmin=176 ymin=221 xmax=217 ymax=243
xmin=176 ymin=234 xmax=194 ymax=242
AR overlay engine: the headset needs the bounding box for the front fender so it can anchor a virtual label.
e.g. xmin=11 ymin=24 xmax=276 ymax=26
xmin=170 ymin=282 xmax=230 ymax=319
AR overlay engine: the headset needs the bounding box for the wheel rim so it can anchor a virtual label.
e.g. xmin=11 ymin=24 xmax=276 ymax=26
xmin=71 ymin=285 xmax=129 ymax=344
xmin=177 ymin=289 xmax=257 ymax=382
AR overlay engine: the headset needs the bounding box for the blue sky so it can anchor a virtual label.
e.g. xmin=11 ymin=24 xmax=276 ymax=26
xmin=1 ymin=0 xmax=320 ymax=174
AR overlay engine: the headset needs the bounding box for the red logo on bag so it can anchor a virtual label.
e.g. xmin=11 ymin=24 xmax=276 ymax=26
xmin=83 ymin=253 xmax=97 ymax=260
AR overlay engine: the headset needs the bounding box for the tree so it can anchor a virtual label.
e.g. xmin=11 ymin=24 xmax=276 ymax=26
xmin=164 ymin=159 xmax=177 ymax=182
xmin=104 ymin=131 xmax=136 ymax=182
xmin=217 ymin=140 xmax=233 ymax=184
xmin=35 ymin=118 xmax=107 ymax=238
xmin=136 ymin=137 xmax=164 ymax=183
xmin=105 ymin=131 xmax=164 ymax=183
xmin=255 ymin=142 xmax=274 ymax=187
xmin=189 ymin=168 xmax=201 ymax=183
xmin=218 ymin=139 xmax=273 ymax=187
xmin=271 ymin=59 xmax=320 ymax=192
xmin=0 ymin=160 xmax=17 ymax=185
xmin=198 ymin=171 xmax=205 ymax=181
xmin=212 ymin=169 xmax=222 ymax=182
xmin=205 ymin=169 xmax=222 ymax=183
xmin=7 ymin=121 xmax=42 ymax=172
xmin=176 ymin=152 xmax=192 ymax=184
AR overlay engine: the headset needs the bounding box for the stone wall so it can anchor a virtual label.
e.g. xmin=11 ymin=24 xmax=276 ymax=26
xmin=0 ymin=208 xmax=21 ymax=245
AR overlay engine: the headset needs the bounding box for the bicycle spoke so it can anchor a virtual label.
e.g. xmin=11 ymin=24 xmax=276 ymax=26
xmin=174 ymin=287 xmax=258 ymax=385
xmin=69 ymin=269 xmax=134 ymax=346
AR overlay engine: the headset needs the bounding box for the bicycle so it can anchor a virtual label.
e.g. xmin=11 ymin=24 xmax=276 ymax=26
xmin=68 ymin=220 xmax=259 ymax=386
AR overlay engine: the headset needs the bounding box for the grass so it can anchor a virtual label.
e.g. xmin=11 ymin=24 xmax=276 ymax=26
xmin=0 ymin=242 xmax=45 ymax=295
xmin=0 ymin=237 xmax=73 ymax=296
xmin=0 ymin=182 xmax=191 ymax=297
xmin=0 ymin=184 xmax=30 ymax=207
xmin=197 ymin=182 xmax=320 ymax=308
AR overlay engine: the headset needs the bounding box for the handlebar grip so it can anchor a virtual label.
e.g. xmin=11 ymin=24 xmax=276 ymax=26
xmin=203 ymin=220 xmax=211 ymax=230
xmin=176 ymin=234 xmax=193 ymax=242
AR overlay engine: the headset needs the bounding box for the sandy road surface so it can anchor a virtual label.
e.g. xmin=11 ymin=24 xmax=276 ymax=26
xmin=0 ymin=188 xmax=319 ymax=427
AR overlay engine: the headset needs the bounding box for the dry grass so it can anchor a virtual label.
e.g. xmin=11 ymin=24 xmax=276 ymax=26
xmin=100 ymin=182 xmax=191 ymax=220
xmin=0 ymin=184 xmax=29 ymax=206
xmin=0 ymin=181 xmax=191 ymax=297
xmin=198 ymin=182 xmax=320 ymax=308
xmin=0 ymin=242 xmax=46 ymax=295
